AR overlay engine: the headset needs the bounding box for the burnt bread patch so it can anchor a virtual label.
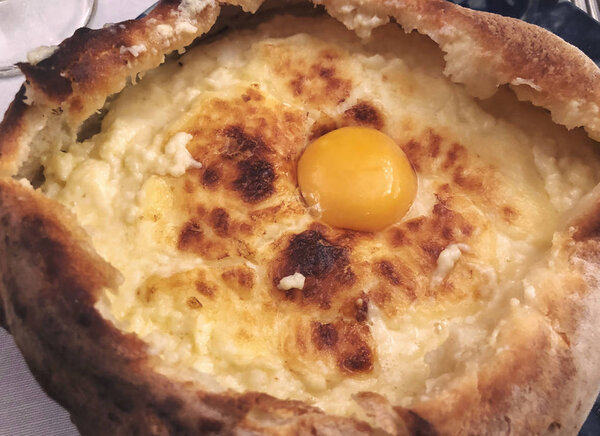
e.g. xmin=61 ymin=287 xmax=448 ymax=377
xmin=13 ymin=0 xmax=221 ymax=125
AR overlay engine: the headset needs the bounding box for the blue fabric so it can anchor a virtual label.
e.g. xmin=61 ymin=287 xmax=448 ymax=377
xmin=580 ymin=395 xmax=600 ymax=436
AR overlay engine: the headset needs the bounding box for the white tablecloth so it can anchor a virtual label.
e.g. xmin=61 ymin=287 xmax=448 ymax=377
xmin=0 ymin=2 xmax=153 ymax=435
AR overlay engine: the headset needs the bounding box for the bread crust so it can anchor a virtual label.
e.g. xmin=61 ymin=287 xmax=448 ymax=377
xmin=1 ymin=1 xmax=600 ymax=435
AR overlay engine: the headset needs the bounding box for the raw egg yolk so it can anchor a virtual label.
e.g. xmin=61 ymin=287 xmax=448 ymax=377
xmin=297 ymin=126 xmax=417 ymax=232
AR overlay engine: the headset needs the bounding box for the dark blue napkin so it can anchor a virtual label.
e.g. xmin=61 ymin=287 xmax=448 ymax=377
xmin=579 ymin=395 xmax=600 ymax=436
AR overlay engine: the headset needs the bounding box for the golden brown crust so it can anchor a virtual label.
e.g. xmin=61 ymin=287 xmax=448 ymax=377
xmin=0 ymin=0 xmax=224 ymax=177
xmin=0 ymin=87 xmax=28 ymax=176
xmin=1 ymin=0 xmax=600 ymax=435
xmin=18 ymin=1 xmax=219 ymax=121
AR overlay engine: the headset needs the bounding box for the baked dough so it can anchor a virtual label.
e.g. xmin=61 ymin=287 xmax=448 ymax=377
xmin=1 ymin=1 xmax=600 ymax=435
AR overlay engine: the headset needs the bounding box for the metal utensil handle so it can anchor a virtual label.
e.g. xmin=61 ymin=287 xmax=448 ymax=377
xmin=588 ymin=0 xmax=600 ymax=20
xmin=572 ymin=0 xmax=600 ymax=20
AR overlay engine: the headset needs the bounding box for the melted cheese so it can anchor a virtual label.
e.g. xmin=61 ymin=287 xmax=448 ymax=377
xmin=39 ymin=15 xmax=600 ymax=419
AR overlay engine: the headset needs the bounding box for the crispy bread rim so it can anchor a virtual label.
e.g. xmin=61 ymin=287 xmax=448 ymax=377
xmin=1 ymin=0 xmax=600 ymax=434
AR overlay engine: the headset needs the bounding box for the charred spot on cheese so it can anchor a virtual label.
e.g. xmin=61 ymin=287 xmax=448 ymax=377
xmin=195 ymin=280 xmax=216 ymax=298
xmin=403 ymin=134 xmax=496 ymax=205
xmin=501 ymin=205 xmax=519 ymax=223
xmin=221 ymin=267 xmax=255 ymax=289
xmin=201 ymin=165 xmax=221 ymax=188
xmin=307 ymin=101 xmax=384 ymax=141
xmin=176 ymin=204 xmax=256 ymax=260
xmin=343 ymin=101 xmax=384 ymax=130
xmin=273 ymin=230 xmax=356 ymax=309
xmin=341 ymin=345 xmax=373 ymax=374
xmin=177 ymin=218 xmax=230 ymax=260
xmin=261 ymin=40 xmax=353 ymax=106
xmin=221 ymin=266 xmax=255 ymax=299
xmin=138 ymin=284 xmax=157 ymax=304
xmin=373 ymin=260 xmax=417 ymax=305
xmin=286 ymin=230 xmax=346 ymax=277
xmin=136 ymin=270 xmax=215 ymax=311
xmin=220 ymin=125 xmax=271 ymax=159
xmin=209 ymin=208 xmax=230 ymax=237
xmin=186 ymin=297 xmax=203 ymax=310
xmin=453 ymin=165 xmax=485 ymax=193
xmin=232 ymin=158 xmax=276 ymax=203
xmin=402 ymin=132 xmax=448 ymax=173
xmin=376 ymin=260 xmax=401 ymax=286
xmin=388 ymin=198 xmax=473 ymax=259
xmin=313 ymin=322 xmax=338 ymax=349
xmin=178 ymin=219 xmax=204 ymax=251
xmin=311 ymin=321 xmax=375 ymax=375
xmin=427 ymin=134 xmax=442 ymax=159
xmin=309 ymin=120 xmax=338 ymax=141
xmin=178 ymin=91 xmax=304 ymax=211
xmin=441 ymin=143 xmax=468 ymax=170
xmin=365 ymin=196 xmax=482 ymax=316
xmin=375 ymin=260 xmax=416 ymax=291
xmin=218 ymin=125 xmax=278 ymax=203
xmin=289 ymin=63 xmax=351 ymax=105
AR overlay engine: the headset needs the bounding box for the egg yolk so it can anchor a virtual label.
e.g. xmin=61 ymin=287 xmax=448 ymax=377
xmin=297 ymin=127 xmax=417 ymax=232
